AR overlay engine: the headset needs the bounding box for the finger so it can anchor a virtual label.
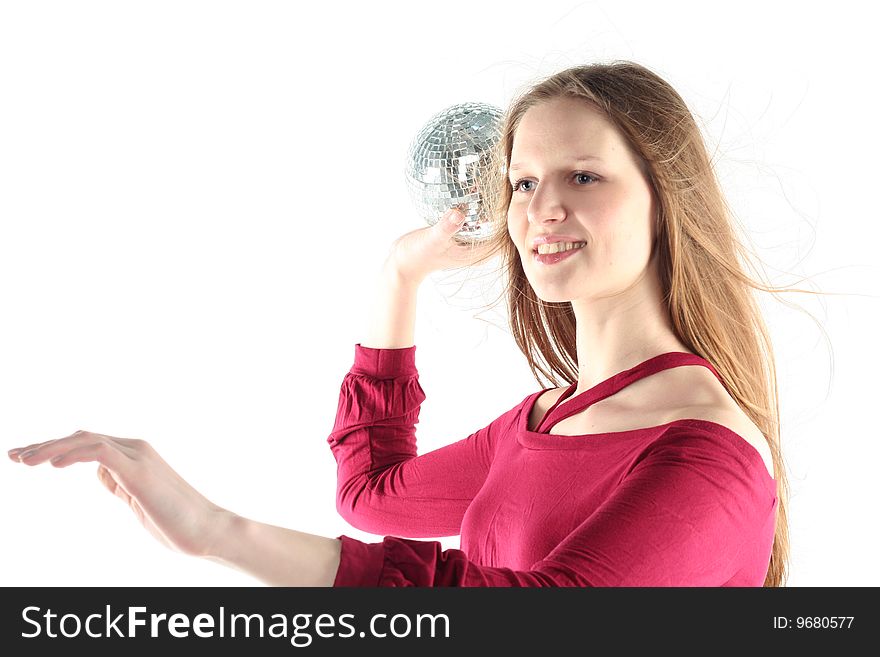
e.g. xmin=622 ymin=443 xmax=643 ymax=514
xmin=439 ymin=207 xmax=467 ymax=234
xmin=98 ymin=465 xmax=152 ymax=532
xmin=15 ymin=431 xmax=104 ymax=464
xmin=97 ymin=465 xmax=133 ymax=506
xmin=11 ymin=431 xmax=95 ymax=460
xmin=8 ymin=438 xmax=61 ymax=461
xmin=47 ymin=441 xmax=125 ymax=470
xmin=96 ymin=464 xmax=114 ymax=493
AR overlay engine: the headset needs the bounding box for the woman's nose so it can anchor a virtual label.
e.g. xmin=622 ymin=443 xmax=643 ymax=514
xmin=527 ymin=186 xmax=567 ymax=225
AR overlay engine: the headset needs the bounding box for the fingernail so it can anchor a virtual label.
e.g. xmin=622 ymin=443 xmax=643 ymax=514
xmin=50 ymin=456 xmax=63 ymax=464
xmin=19 ymin=449 xmax=36 ymax=459
xmin=8 ymin=448 xmax=22 ymax=456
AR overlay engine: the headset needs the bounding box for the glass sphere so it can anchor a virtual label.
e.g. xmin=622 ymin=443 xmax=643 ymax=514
xmin=404 ymin=102 xmax=504 ymax=242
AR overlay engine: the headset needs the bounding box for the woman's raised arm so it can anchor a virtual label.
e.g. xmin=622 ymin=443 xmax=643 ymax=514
xmin=362 ymin=206 xmax=495 ymax=349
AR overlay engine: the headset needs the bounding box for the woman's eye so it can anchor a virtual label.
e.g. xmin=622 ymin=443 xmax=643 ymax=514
xmin=511 ymin=173 xmax=596 ymax=192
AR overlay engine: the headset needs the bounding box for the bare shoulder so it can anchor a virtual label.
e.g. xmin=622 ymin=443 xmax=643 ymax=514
xmin=661 ymin=365 xmax=775 ymax=480
xmin=677 ymin=402 xmax=775 ymax=480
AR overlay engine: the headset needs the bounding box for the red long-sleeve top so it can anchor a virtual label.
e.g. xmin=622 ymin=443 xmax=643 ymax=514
xmin=327 ymin=344 xmax=777 ymax=587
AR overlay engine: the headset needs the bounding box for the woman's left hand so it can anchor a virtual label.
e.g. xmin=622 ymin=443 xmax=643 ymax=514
xmin=8 ymin=431 xmax=231 ymax=558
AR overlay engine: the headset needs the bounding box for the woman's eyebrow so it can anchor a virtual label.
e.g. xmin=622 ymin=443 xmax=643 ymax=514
xmin=509 ymin=155 xmax=604 ymax=171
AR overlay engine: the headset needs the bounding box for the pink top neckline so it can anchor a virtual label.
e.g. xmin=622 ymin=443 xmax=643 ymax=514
xmin=516 ymin=352 xmax=775 ymax=488
xmin=534 ymin=351 xmax=723 ymax=435
xmin=516 ymin=352 xmax=775 ymax=485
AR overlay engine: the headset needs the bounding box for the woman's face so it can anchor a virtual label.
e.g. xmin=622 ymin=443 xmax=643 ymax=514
xmin=507 ymin=97 xmax=659 ymax=304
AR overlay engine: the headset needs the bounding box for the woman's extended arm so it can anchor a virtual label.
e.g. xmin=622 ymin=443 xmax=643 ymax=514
xmin=7 ymin=433 xmax=344 ymax=587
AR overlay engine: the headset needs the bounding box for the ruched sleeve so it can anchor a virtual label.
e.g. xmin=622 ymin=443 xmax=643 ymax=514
xmin=327 ymin=343 xmax=503 ymax=538
xmin=333 ymin=426 xmax=777 ymax=587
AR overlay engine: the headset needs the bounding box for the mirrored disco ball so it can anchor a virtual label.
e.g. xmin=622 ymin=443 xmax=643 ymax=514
xmin=404 ymin=102 xmax=504 ymax=243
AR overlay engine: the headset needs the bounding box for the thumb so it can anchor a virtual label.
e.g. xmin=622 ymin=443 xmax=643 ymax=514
xmin=439 ymin=207 xmax=467 ymax=233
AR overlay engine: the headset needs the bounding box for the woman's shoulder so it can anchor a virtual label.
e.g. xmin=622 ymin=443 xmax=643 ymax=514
xmin=671 ymin=402 xmax=775 ymax=480
xmin=637 ymin=363 xmax=775 ymax=480
xmin=668 ymin=364 xmax=774 ymax=479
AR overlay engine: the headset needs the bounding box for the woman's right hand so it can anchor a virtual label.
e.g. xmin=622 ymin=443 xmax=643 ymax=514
xmin=383 ymin=207 xmax=498 ymax=285
xmin=8 ymin=430 xmax=232 ymax=559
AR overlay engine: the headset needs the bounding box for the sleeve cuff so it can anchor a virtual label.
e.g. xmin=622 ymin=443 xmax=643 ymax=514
xmin=333 ymin=535 xmax=387 ymax=587
xmin=351 ymin=343 xmax=418 ymax=379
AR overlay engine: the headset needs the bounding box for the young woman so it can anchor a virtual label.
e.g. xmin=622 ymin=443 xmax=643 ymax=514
xmin=7 ymin=61 xmax=789 ymax=587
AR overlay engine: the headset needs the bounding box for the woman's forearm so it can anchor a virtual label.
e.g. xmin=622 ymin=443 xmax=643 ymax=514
xmin=361 ymin=264 xmax=422 ymax=349
xmin=205 ymin=512 xmax=342 ymax=586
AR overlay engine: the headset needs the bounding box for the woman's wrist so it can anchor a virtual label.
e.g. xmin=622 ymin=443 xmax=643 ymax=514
xmin=200 ymin=512 xmax=342 ymax=586
xmin=382 ymin=252 xmax=426 ymax=289
xmin=198 ymin=506 xmax=241 ymax=560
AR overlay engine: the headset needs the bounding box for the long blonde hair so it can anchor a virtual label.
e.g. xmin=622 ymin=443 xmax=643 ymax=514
xmin=466 ymin=60 xmax=813 ymax=586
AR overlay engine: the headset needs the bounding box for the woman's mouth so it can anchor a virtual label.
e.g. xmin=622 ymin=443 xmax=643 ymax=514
xmin=532 ymin=242 xmax=586 ymax=265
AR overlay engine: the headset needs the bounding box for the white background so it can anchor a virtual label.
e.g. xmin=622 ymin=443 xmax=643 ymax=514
xmin=1 ymin=0 xmax=877 ymax=586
